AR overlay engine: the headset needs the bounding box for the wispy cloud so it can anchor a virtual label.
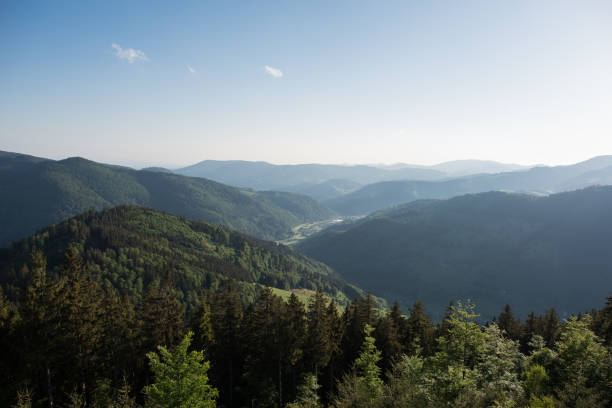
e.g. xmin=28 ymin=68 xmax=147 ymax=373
xmin=112 ymin=43 xmax=149 ymax=63
xmin=187 ymin=65 xmax=196 ymax=74
xmin=264 ymin=65 xmax=283 ymax=78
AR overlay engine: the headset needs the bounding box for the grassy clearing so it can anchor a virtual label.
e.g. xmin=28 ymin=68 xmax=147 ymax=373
xmin=278 ymin=218 xmax=346 ymax=246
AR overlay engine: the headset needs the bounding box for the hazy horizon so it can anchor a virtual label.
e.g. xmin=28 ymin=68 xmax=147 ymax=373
xmin=2 ymin=0 xmax=612 ymax=168
xmin=4 ymin=147 xmax=603 ymax=171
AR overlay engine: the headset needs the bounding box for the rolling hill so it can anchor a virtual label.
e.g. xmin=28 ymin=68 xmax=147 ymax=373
xmin=298 ymin=186 xmax=612 ymax=319
xmin=0 ymin=206 xmax=369 ymax=309
xmin=326 ymin=156 xmax=612 ymax=215
xmin=0 ymin=151 xmax=336 ymax=246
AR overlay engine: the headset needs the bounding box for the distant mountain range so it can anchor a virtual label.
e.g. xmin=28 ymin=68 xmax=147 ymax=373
xmin=169 ymin=159 xmax=532 ymax=201
xmin=0 ymin=151 xmax=336 ymax=246
xmin=369 ymin=159 xmax=528 ymax=176
xmin=325 ymin=156 xmax=612 ymax=215
xmin=298 ymin=186 xmax=612 ymax=319
xmin=174 ymin=160 xmax=447 ymax=192
xmin=169 ymin=157 xmax=612 ymax=211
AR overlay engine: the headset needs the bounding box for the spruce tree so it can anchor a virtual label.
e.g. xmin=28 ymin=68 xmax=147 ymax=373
xmin=140 ymin=275 xmax=184 ymax=351
xmin=304 ymin=288 xmax=334 ymax=376
xmin=497 ymin=304 xmax=522 ymax=340
xmin=406 ymin=301 xmax=435 ymax=356
xmin=374 ymin=303 xmax=403 ymax=373
xmin=208 ymin=281 xmax=243 ymax=407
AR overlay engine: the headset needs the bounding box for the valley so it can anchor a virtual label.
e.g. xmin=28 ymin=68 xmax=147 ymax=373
xmin=277 ymin=216 xmax=361 ymax=246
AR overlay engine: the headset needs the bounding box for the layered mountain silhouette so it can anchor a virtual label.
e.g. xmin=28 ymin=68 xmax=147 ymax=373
xmin=325 ymin=156 xmax=612 ymax=215
xmin=174 ymin=160 xmax=447 ymax=191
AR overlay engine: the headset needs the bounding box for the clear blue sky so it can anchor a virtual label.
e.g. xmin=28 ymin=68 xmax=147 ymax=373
xmin=1 ymin=0 xmax=611 ymax=168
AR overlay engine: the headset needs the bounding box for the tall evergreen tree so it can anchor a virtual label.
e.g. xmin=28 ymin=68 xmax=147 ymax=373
xmin=140 ymin=275 xmax=184 ymax=352
xmin=304 ymin=288 xmax=334 ymax=376
xmin=521 ymin=312 xmax=541 ymax=353
xmin=208 ymin=281 xmax=243 ymax=407
xmin=406 ymin=301 xmax=435 ymax=356
xmin=542 ymin=308 xmax=561 ymax=348
xmin=374 ymin=302 xmax=404 ymax=373
xmin=189 ymin=293 xmax=214 ymax=352
xmin=240 ymin=287 xmax=283 ymax=406
xmin=338 ymin=295 xmax=378 ymax=377
xmin=497 ymin=304 xmax=522 ymax=340
xmin=99 ymin=283 xmax=140 ymax=386
xmin=284 ymin=293 xmax=307 ymax=401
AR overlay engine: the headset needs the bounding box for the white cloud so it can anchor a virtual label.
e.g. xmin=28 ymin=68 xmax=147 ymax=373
xmin=187 ymin=65 xmax=196 ymax=74
xmin=264 ymin=65 xmax=283 ymax=78
xmin=112 ymin=43 xmax=149 ymax=63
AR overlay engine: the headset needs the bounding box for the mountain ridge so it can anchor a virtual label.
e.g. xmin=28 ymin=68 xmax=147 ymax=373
xmin=0 ymin=151 xmax=336 ymax=246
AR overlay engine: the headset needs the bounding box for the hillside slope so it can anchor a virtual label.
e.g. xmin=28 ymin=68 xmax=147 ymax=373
xmin=299 ymin=186 xmax=612 ymax=318
xmin=0 ymin=151 xmax=335 ymax=246
xmin=0 ymin=206 xmax=366 ymax=308
xmin=277 ymin=179 xmax=363 ymax=201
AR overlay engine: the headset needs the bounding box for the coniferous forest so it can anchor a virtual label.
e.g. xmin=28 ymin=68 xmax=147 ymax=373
xmin=2 ymin=239 xmax=612 ymax=407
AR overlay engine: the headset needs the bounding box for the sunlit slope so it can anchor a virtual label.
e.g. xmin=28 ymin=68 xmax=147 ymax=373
xmin=0 ymin=206 xmax=369 ymax=308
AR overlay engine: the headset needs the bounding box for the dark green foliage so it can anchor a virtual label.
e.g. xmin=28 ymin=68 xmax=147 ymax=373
xmin=496 ymin=304 xmax=522 ymax=341
xmin=374 ymin=302 xmax=405 ymax=373
xmin=206 ymin=282 xmax=243 ymax=407
xmin=140 ymin=276 xmax=185 ymax=354
xmin=3 ymin=259 xmax=612 ymax=408
xmin=300 ymin=187 xmax=612 ymax=318
xmin=1 ymin=189 xmax=612 ymax=405
xmin=592 ymin=295 xmax=612 ymax=346
xmin=406 ymin=301 xmax=436 ymax=356
xmin=0 ymin=206 xmax=363 ymax=310
xmin=0 ymin=153 xmax=336 ymax=245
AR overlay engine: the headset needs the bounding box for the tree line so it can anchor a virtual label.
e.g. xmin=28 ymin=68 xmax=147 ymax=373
xmin=1 ymin=246 xmax=612 ymax=407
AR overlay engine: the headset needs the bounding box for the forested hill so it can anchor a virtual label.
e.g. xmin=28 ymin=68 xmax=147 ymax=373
xmin=0 ymin=151 xmax=336 ymax=245
xmin=298 ymin=186 xmax=612 ymax=319
xmin=0 ymin=206 xmax=367 ymax=309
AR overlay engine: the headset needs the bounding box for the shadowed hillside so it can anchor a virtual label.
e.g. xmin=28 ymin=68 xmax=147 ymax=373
xmin=0 ymin=151 xmax=336 ymax=246
xmin=299 ymin=186 xmax=612 ymax=318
